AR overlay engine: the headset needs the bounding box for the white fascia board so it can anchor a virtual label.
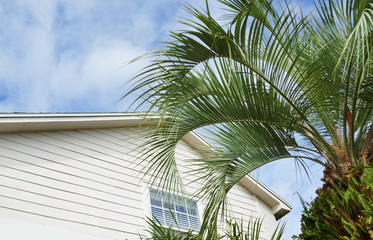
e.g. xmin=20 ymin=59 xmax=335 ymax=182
xmin=238 ymin=175 xmax=292 ymax=220
xmin=0 ymin=112 xmax=291 ymax=219
xmin=0 ymin=112 xmax=159 ymax=133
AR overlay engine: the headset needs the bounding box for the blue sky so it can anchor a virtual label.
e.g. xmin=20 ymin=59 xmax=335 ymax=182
xmin=0 ymin=0 xmax=320 ymax=239
xmin=0 ymin=0 xmax=190 ymax=112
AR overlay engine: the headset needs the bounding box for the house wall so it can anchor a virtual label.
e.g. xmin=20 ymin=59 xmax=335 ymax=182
xmin=0 ymin=127 xmax=277 ymax=239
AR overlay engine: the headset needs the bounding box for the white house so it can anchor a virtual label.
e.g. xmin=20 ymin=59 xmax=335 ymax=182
xmin=0 ymin=113 xmax=291 ymax=240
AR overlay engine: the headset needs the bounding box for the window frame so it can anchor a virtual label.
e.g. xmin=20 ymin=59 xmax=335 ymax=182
xmin=143 ymin=185 xmax=202 ymax=233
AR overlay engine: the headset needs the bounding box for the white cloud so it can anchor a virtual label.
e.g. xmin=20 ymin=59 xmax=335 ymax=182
xmin=0 ymin=0 xmax=179 ymax=112
xmin=47 ymin=37 xmax=148 ymax=112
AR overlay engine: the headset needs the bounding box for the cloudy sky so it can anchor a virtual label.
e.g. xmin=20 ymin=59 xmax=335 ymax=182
xmin=0 ymin=0 xmax=320 ymax=239
xmin=0 ymin=0 xmax=203 ymax=112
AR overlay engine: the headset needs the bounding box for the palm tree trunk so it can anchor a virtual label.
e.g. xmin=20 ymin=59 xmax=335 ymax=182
xmin=305 ymin=145 xmax=373 ymax=239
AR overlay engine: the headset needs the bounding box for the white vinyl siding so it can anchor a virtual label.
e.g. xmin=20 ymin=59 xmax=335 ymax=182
xmin=0 ymin=127 xmax=276 ymax=240
xmin=0 ymin=129 xmax=146 ymax=240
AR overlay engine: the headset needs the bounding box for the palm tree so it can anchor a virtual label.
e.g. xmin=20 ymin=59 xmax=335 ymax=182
xmin=124 ymin=0 xmax=373 ymax=238
xmin=142 ymin=217 xmax=284 ymax=240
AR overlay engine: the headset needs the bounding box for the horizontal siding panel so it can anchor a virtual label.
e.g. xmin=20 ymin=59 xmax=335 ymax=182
xmin=0 ymin=203 xmax=143 ymax=240
xmin=0 ymin=187 xmax=143 ymax=226
xmin=98 ymin=129 xmax=204 ymax=162
xmin=0 ymin=128 xmax=151 ymax=240
xmin=228 ymin=196 xmax=257 ymax=210
xmin=227 ymin=191 xmax=255 ymax=206
xmin=0 ymin=166 xmax=139 ymax=208
xmin=77 ymin=129 xmax=143 ymax=149
xmin=175 ymin=147 xmax=203 ymax=160
xmin=0 ymin=196 xmax=142 ymax=230
xmin=0 ymin=175 xmax=142 ymax=214
xmin=229 ymin=184 xmax=255 ymax=200
xmin=0 ymin=138 xmax=143 ymax=189
xmin=0 ymin=126 xmax=275 ymax=240
xmin=0 ymin=154 xmax=142 ymax=202
xmin=0 ymin=149 xmax=141 ymax=193
xmin=0 ymin=133 xmax=142 ymax=176
xmin=52 ymin=130 xmax=141 ymax=156
xmin=92 ymin=129 xmax=147 ymax=152
xmin=227 ymin=202 xmax=259 ymax=217
xmin=79 ymin=130 xmax=206 ymax=175
xmin=0 ymin=175 xmax=142 ymax=215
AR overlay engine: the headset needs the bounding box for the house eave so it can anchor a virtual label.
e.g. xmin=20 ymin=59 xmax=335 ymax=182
xmin=0 ymin=112 xmax=158 ymax=133
xmin=238 ymin=174 xmax=292 ymax=220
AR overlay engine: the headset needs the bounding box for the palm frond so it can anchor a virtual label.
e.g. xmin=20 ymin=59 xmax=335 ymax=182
xmin=125 ymin=0 xmax=373 ymax=237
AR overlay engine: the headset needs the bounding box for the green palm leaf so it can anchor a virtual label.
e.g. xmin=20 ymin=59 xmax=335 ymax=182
xmin=125 ymin=0 xmax=373 ymax=237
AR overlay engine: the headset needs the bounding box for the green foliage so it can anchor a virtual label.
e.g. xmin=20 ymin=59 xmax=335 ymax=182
xmin=141 ymin=218 xmax=284 ymax=240
xmin=295 ymin=167 xmax=373 ymax=239
xmin=142 ymin=217 xmax=201 ymax=240
xmin=224 ymin=219 xmax=285 ymax=240
xmin=294 ymin=198 xmax=339 ymax=239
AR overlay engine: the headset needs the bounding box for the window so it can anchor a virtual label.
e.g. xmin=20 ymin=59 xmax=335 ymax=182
xmin=149 ymin=189 xmax=200 ymax=231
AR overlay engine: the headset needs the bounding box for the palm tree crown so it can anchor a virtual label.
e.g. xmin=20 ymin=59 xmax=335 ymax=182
xmin=124 ymin=0 xmax=373 ymax=238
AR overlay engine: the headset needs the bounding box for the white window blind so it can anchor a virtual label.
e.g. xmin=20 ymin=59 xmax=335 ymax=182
xmin=149 ymin=189 xmax=200 ymax=231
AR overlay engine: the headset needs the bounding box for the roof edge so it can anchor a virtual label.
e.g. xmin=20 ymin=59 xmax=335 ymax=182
xmin=182 ymin=131 xmax=292 ymax=220
xmin=239 ymin=175 xmax=292 ymax=220
xmin=0 ymin=112 xmax=158 ymax=133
